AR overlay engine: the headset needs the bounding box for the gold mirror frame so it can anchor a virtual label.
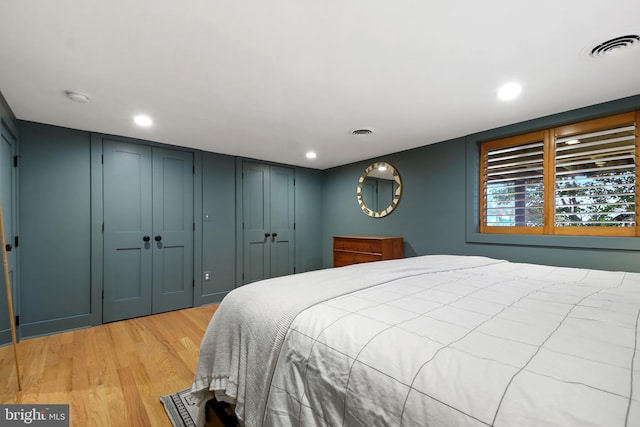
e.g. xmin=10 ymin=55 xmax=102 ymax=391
xmin=356 ymin=161 xmax=402 ymax=218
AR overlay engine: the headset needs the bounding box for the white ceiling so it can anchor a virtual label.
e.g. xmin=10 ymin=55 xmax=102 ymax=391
xmin=1 ymin=1 xmax=639 ymax=170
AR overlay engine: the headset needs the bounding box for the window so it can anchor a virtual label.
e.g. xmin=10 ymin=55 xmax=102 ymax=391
xmin=480 ymin=111 xmax=639 ymax=236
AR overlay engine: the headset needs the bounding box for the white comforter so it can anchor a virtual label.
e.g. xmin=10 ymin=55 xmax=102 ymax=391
xmin=192 ymin=255 xmax=640 ymax=426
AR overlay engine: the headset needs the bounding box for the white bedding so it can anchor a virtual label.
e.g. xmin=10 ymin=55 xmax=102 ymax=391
xmin=192 ymin=255 xmax=640 ymax=426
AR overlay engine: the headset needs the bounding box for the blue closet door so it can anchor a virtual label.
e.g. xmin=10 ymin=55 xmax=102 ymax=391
xmin=103 ymin=141 xmax=194 ymax=322
xmin=103 ymin=141 xmax=153 ymax=322
xmin=269 ymin=166 xmax=295 ymax=278
xmin=0 ymin=123 xmax=16 ymax=344
xmin=242 ymin=162 xmax=271 ymax=283
xmin=151 ymin=148 xmax=193 ymax=314
xmin=241 ymin=161 xmax=294 ymax=284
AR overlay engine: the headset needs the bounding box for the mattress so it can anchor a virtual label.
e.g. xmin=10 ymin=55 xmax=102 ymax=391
xmin=191 ymin=255 xmax=640 ymax=426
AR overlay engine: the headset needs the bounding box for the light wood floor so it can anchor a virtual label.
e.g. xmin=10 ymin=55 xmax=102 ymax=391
xmin=0 ymin=304 xmax=218 ymax=426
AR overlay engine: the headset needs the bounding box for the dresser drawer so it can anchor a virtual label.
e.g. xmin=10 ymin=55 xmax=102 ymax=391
xmin=333 ymin=251 xmax=382 ymax=267
xmin=333 ymin=237 xmax=381 ymax=254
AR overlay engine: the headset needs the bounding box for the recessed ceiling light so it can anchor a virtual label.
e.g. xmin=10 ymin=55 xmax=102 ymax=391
xmin=306 ymin=151 xmax=317 ymax=159
xmin=566 ymin=139 xmax=581 ymax=145
xmin=65 ymin=90 xmax=90 ymax=103
xmin=497 ymin=82 xmax=522 ymax=101
xmin=134 ymin=115 xmax=153 ymax=127
xmin=378 ymin=165 xmax=387 ymax=172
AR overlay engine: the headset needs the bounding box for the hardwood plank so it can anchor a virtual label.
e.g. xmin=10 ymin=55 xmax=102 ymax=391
xmin=0 ymin=304 xmax=219 ymax=426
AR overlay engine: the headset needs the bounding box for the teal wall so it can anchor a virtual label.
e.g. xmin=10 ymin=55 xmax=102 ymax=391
xmin=294 ymin=167 xmax=324 ymax=272
xmin=200 ymin=151 xmax=237 ymax=302
xmin=322 ymin=136 xmax=468 ymax=260
xmin=322 ymin=94 xmax=640 ymax=272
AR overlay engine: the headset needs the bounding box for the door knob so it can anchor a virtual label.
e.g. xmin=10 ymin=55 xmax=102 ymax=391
xmin=272 ymin=233 xmax=278 ymax=238
xmin=143 ymin=236 xmax=151 ymax=242
xmin=154 ymin=235 xmax=162 ymax=242
xmin=264 ymin=233 xmax=271 ymax=238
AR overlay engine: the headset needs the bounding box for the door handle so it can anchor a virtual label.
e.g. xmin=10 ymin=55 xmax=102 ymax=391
xmin=143 ymin=236 xmax=151 ymax=242
xmin=272 ymin=233 xmax=278 ymax=238
xmin=154 ymin=235 xmax=162 ymax=242
xmin=5 ymin=244 xmax=12 ymax=252
xmin=264 ymin=233 xmax=271 ymax=238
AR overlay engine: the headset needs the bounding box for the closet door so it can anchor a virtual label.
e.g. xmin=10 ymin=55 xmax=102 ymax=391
xmin=242 ymin=162 xmax=270 ymax=283
xmin=269 ymin=166 xmax=294 ymax=278
xmin=103 ymin=141 xmax=194 ymax=322
xmin=0 ymin=123 xmax=17 ymax=344
xmin=241 ymin=161 xmax=294 ymax=284
xmin=103 ymin=141 xmax=153 ymax=322
xmin=151 ymin=148 xmax=194 ymax=314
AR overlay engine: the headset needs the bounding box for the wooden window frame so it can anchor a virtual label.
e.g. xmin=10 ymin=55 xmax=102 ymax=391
xmin=480 ymin=111 xmax=639 ymax=237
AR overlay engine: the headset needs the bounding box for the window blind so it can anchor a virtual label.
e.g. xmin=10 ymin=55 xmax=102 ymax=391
xmin=484 ymin=141 xmax=544 ymax=227
xmin=555 ymin=125 xmax=636 ymax=227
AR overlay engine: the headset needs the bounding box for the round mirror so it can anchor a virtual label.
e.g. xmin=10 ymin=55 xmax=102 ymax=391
xmin=356 ymin=161 xmax=402 ymax=218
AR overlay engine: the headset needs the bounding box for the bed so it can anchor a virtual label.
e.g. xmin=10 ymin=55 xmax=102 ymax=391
xmin=191 ymin=255 xmax=640 ymax=426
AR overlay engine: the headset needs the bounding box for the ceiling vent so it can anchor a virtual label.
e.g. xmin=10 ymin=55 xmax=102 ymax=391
xmin=589 ymin=35 xmax=639 ymax=57
xmin=352 ymin=129 xmax=373 ymax=135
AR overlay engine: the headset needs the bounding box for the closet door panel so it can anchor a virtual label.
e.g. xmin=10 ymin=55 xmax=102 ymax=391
xmin=242 ymin=162 xmax=271 ymax=283
xmin=151 ymin=148 xmax=194 ymax=314
xmin=103 ymin=141 xmax=152 ymax=322
xmin=113 ymin=249 xmax=143 ymax=299
xmin=271 ymin=240 xmax=292 ymax=278
xmin=159 ymin=246 xmax=185 ymax=293
xmin=269 ymin=166 xmax=294 ymax=277
xmin=246 ymin=241 xmax=267 ymax=284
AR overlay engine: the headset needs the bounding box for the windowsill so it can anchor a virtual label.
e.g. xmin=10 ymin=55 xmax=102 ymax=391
xmin=466 ymin=231 xmax=640 ymax=251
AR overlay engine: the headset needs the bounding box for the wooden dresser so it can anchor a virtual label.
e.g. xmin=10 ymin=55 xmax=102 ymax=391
xmin=333 ymin=236 xmax=404 ymax=267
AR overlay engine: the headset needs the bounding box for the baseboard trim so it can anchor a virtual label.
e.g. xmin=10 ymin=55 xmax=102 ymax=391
xmin=195 ymin=291 xmax=229 ymax=307
xmin=20 ymin=314 xmax=92 ymax=339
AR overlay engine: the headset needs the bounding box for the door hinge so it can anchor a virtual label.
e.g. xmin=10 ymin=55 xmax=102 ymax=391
xmin=242 ymin=273 xmax=245 ymax=281
xmin=193 ymin=222 xmax=195 ymax=231
xmin=102 ymin=223 xmax=104 ymax=233
xmin=13 ymin=155 xmax=19 ymax=167
xmin=293 ymin=223 xmax=296 ymax=230
xmin=101 ymin=154 xmax=104 ymax=164
xmin=14 ymin=236 xmax=18 ymax=248
xmin=15 ymin=315 xmax=19 ymax=326
xmin=294 ymin=267 xmax=296 ymax=274
xmin=102 ymin=290 xmax=104 ymax=300
xmin=193 ymin=165 xmax=195 ymax=174
xmin=193 ymin=279 xmax=195 ymax=288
